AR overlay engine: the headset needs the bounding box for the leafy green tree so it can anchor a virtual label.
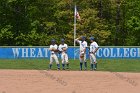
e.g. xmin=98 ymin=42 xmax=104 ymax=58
xmin=0 ymin=0 xmax=140 ymax=46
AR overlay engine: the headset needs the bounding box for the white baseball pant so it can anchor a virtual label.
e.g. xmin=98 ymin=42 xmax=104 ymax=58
xmin=79 ymin=52 xmax=86 ymax=63
xmin=61 ymin=52 xmax=68 ymax=64
xmin=50 ymin=53 xmax=59 ymax=64
xmin=90 ymin=53 xmax=97 ymax=64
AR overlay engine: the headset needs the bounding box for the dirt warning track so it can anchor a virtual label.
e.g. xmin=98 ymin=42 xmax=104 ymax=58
xmin=0 ymin=70 xmax=139 ymax=93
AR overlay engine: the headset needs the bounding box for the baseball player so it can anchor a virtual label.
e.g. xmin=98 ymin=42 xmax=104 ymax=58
xmin=58 ymin=39 xmax=69 ymax=70
xmin=49 ymin=39 xmax=60 ymax=70
xmin=75 ymin=36 xmax=88 ymax=70
xmin=89 ymin=37 xmax=99 ymax=70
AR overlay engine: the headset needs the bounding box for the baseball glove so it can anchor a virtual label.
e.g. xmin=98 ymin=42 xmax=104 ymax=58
xmin=80 ymin=52 xmax=85 ymax=58
xmin=62 ymin=47 xmax=67 ymax=51
xmin=50 ymin=48 xmax=58 ymax=52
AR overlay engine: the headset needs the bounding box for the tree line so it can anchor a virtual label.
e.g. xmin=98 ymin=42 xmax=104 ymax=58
xmin=0 ymin=0 xmax=140 ymax=46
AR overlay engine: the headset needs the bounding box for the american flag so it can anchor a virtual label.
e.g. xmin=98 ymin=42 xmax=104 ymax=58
xmin=75 ymin=6 xmax=81 ymax=20
xmin=76 ymin=11 xmax=81 ymax=20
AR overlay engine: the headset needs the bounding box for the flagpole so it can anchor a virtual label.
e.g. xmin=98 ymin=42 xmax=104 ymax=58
xmin=74 ymin=4 xmax=76 ymax=60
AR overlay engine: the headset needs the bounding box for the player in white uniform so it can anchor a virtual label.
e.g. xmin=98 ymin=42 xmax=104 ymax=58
xmin=49 ymin=39 xmax=60 ymax=70
xmin=75 ymin=36 xmax=88 ymax=70
xmin=89 ymin=37 xmax=99 ymax=70
xmin=58 ymin=39 xmax=69 ymax=70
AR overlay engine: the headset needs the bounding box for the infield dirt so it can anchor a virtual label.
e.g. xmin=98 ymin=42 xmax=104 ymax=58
xmin=0 ymin=70 xmax=139 ymax=93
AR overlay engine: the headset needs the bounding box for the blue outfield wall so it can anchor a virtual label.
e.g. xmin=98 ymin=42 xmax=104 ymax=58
xmin=0 ymin=46 xmax=140 ymax=59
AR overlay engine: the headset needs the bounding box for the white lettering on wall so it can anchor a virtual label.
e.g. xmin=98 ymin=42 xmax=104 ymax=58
xmin=37 ymin=48 xmax=43 ymax=57
xmin=22 ymin=48 xmax=28 ymax=57
xmin=30 ymin=48 xmax=36 ymax=57
xmin=123 ymin=48 xmax=129 ymax=57
xmin=11 ymin=47 xmax=140 ymax=58
xmin=130 ymin=48 xmax=136 ymax=57
xmin=96 ymin=48 xmax=102 ymax=57
xmin=110 ymin=48 xmax=116 ymax=57
xmin=103 ymin=48 xmax=110 ymax=57
xmin=44 ymin=48 xmax=48 ymax=57
xmin=117 ymin=48 xmax=122 ymax=57
xmin=12 ymin=48 xmax=49 ymax=58
xmin=12 ymin=48 xmax=20 ymax=58
xmin=138 ymin=48 xmax=140 ymax=57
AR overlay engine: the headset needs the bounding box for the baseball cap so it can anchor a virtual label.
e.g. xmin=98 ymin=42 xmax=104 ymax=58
xmin=61 ymin=38 xmax=65 ymax=42
xmin=51 ymin=39 xmax=55 ymax=42
xmin=81 ymin=36 xmax=86 ymax=40
xmin=90 ymin=37 xmax=95 ymax=40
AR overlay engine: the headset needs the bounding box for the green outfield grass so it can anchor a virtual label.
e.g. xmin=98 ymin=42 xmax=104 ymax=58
xmin=0 ymin=59 xmax=139 ymax=72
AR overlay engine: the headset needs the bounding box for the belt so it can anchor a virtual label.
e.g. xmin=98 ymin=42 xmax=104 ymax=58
xmin=90 ymin=52 xmax=95 ymax=55
xmin=62 ymin=51 xmax=67 ymax=53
